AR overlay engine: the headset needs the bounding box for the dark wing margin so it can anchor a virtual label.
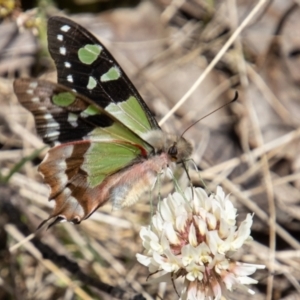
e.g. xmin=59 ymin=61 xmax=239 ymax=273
xmin=47 ymin=16 xmax=160 ymax=135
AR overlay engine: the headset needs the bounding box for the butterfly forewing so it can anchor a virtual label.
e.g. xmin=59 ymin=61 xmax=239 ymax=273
xmin=47 ymin=16 xmax=160 ymax=137
xmin=14 ymin=78 xmax=153 ymax=151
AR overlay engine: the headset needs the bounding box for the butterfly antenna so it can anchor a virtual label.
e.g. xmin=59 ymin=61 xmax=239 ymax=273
xmin=181 ymin=91 xmax=238 ymax=137
xmin=48 ymin=217 xmax=61 ymax=229
xmin=36 ymin=219 xmax=48 ymax=230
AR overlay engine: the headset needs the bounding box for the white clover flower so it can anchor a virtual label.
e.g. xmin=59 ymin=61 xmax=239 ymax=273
xmin=136 ymin=186 xmax=265 ymax=299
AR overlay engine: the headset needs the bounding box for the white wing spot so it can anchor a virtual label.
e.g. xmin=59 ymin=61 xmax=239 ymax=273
xmin=62 ymin=145 xmax=74 ymax=158
xmin=37 ymin=106 xmax=47 ymax=111
xmin=45 ymin=117 xmax=60 ymax=128
xmin=46 ymin=131 xmax=60 ymax=138
xmin=67 ymin=75 xmax=73 ymax=83
xmin=31 ymin=97 xmax=39 ymax=102
xmin=57 ymin=34 xmax=63 ymax=41
xmin=59 ymin=47 xmax=66 ymax=55
xmin=68 ymin=113 xmax=78 ymax=127
xmin=68 ymin=195 xmax=84 ymax=217
xmin=29 ymin=82 xmax=38 ymax=89
xmin=56 ymin=170 xmax=68 ymax=187
xmin=26 ymin=89 xmax=33 ymax=95
xmin=64 ymin=62 xmax=71 ymax=68
xmin=45 ymin=121 xmax=60 ymax=128
xmin=60 ymin=25 xmax=71 ymax=32
xmin=43 ymin=113 xmax=53 ymax=120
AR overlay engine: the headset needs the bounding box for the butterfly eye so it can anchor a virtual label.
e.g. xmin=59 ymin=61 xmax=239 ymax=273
xmin=168 ymin=143 xmax=178 ymax=161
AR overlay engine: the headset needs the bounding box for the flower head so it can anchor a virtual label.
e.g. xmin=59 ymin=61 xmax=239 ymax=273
xmin=137 ymin=186 xmax=265 ymax=299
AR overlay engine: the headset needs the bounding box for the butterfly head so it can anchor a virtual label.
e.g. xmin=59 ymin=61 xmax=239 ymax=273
xmin=167 ymin=136 xmax=193 ymax=163
xmin=143 ymin=130 xmax=193 ymax=163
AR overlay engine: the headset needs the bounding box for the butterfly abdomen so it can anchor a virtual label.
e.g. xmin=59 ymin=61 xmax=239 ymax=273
xmin=106 ymin=153 xmax=171 ymax=209
xmin=105 ymin=131 xmax=193 ymax=211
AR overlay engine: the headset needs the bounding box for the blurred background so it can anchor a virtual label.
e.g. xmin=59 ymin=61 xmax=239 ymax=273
xmin=1 ymin=0 xmax=300 ymax=299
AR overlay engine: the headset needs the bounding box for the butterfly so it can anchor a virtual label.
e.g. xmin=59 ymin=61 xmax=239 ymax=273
xmin=14 ymin=16 xmax=193 ymax=228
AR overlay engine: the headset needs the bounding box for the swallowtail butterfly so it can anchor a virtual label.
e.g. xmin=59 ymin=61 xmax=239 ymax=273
xmin=14 ymin=16 xmax=193 ymax=227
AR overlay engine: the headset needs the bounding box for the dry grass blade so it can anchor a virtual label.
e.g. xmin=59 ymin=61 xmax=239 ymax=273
xmin=159 ymin=0 xmax=269 ymax=125
xmin=1 ymin=1 xmax=300 ymax=299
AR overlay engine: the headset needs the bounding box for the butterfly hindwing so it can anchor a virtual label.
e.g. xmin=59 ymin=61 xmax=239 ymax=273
xmin=47 ymin=16 xmax=160 ymax=137
xmin=38 ymin=139 xmax=147 ymax=225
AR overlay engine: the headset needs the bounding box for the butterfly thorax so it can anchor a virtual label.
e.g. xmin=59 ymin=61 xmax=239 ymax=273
xmin=141 ymin=130 xmax=193 ymax=163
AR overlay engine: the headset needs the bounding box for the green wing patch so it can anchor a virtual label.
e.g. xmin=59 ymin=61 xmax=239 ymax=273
xmin=105 ymin=96 xmax=152 ymax=136
xmin=84 ymin=142 xmax=141 ymax=187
